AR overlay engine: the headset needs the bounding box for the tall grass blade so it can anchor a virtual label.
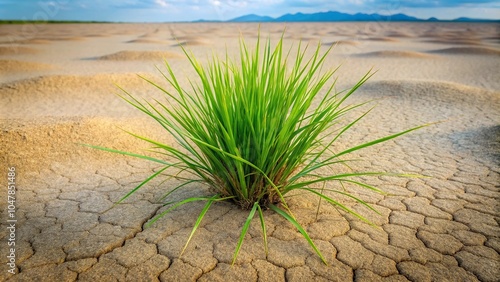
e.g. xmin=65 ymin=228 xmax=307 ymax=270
xmin=181 ymin=194 xmax=219 ymax=256
xmin=232 ymin=201 xmax=259 ymax=264
xmin=269 ymin=204 xmax=327 ymax=264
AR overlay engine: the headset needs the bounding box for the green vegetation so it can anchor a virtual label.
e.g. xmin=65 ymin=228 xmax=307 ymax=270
xmin=88 ymin=33 xmax=424 ymax=264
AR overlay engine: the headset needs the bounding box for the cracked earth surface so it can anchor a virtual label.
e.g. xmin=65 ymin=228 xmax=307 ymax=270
xmin=0 ymin=23 xmax=499 ymax=281
xmin=2 ymin=85 xmax=498 ymax=282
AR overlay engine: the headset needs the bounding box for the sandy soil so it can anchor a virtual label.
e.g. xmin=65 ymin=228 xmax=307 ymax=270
xmin=0 ymin=22 xmax=499 ymax=281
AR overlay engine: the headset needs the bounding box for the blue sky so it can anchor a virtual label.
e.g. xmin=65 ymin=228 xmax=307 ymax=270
xmin=1 ymin=0 xmax=499 ymax=22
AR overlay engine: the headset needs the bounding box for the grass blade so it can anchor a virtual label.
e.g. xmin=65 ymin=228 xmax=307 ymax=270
xmin=181 ymin=194 xmax=220 ymax=256
xmin=232 ymin=201 xmax=259 ymax=264
xmin=81 ymin=144 xmax=169 ymax=165
xmin=269 ymin=204 xmax=327 ymax=264
xmin=256 ymin=205 xmax=268 ymax=257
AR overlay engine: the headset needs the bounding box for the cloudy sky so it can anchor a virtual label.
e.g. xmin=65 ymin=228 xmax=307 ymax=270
xmin=1 ymin=0 xmax=499 ymax=22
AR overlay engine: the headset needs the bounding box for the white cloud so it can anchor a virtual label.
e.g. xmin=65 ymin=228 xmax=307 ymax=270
xmin=155 ymin=0 xmax=168 ymax=7
xmin=210 ymin=0 xmax=222 ymax=7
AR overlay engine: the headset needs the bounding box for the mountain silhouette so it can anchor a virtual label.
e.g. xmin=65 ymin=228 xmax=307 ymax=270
xmin=227 ymin=11 xmax=498 ymax=22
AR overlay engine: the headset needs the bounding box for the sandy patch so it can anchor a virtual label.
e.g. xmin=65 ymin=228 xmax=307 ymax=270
xmin=482 ymin=36 xmax=500 ymax=42
xmin=84 ymin=33 xmax=111 ymax=38
xmin=171 ymin=40 xmax=209 ymax=47
xmin=365 ymin=37 xmax=399 ymax=42
xmin=424 ymin=38 xmax=482 ymax=45
xmin=287 ymin=34 xmax=320 ymax=42
xmin=428 ymin=46 xmax=500 ymax=55
xmin=173 ymin=35 xmax=207 ymax=41
xmin=0 ymin=59 xmax=55 ymax=74
xmin=126 ymin=39 xmax=167 ymax=44
xmin=54 ymin=36 xmax=87 ymax=41
xmin=0 ymin=46 xmax=39 ymax=55
xmin=15 ymin=39 xmax=52 ymax=44
xmin=0 ymin=73 xmax=160 ymax=119
xmin=356 ymin=50 xmax=436 ymax=58
xmin=421 ymin=30 xmax=479 ymax=40
xmin=384 ymin=31 xmax=413 ymax=38
xmin=361 ymin=79 xmax=499 ymax=106
xmin=93 ymin=50 xmax=183 ymax=60
xmin=0 ymin=116 xmax=169 ymax=172
xmin=322 ymin=40 xmax=360 ymax=46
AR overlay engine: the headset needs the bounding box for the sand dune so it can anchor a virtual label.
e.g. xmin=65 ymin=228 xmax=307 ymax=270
xmin=356 ymin=50 xmax=436 ymax=58
xmin=0 ymin=59 xmax=54 ymax=74
xmin=428 ymin=46 xmax=500 ymax=55
xmin=0 ymin=46 xmax=39 ymax=55
xmin=0 ymin=73 xmax=159 ymax=119
xmin=93 ymin=50 xmax=183 ymax=60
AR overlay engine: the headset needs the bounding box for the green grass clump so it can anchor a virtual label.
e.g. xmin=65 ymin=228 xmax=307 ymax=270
xmin=89 ymin=33 xmax=424 ymax=264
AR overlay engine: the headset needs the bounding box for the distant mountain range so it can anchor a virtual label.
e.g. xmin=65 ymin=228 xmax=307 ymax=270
xmin=202 ymin=11 xmax=497 ymax=23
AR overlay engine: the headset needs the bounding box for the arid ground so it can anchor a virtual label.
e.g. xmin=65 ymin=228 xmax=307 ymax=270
xmin=0 ymin=22 xmax=499 ymax=281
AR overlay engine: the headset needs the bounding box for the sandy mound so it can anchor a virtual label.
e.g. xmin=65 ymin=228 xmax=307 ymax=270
xmin=127 ymin=32 xmax=169 ymax=43
xmin=93 ymin=50 xmax=182 ymax=60
xmin=0 ymin=73 xmax=161 ymax=119
xmin=287 ymin=34 xmax=320 ymax=41
xmin=0 ymin=116 xmax=170 ymax=171
xmin=0 ymin=59 xmax=54 ymax=74
xmin=54 ymin=36 xmax=87 ymax=41
xmin=384 ymin=31 xmax=412 ymax=38
xmin=0 ymin=46 xmax=39 ymax=55
xmin=356 ymin=51 xmax=436 ymax=58
xmin=173 ymin=35 xmax=206 ymax=41
xmin=16 ymin=39 xmax=52 ymax=44
xmin=84 ymin=33 xmax=110 ymax=38
xmin=1 ymin=73 xmax=148 ymax=92
xmin=428 ymin=47 xmax=500 ymax=55
xmin=482 ymin=36 xmax=500 ymax=41
xmin=170 ymin=35 xmax=211 ymax=46
xmin=424 ymin=39 xmax=482 ymax=45
xmin=421 ymin=29 xmax=479 ymax=40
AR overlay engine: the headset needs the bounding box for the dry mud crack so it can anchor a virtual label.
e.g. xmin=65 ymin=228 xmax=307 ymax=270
xmin=1 ymin=78 xmax=499 ymax=282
